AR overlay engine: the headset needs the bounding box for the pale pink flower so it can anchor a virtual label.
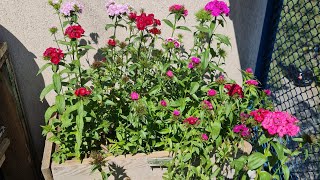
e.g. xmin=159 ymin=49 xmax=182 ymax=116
xmin=202 ymin=100 xmax=213 ymax=110
xmin=60 ymin=0 xmax=84 ymax=16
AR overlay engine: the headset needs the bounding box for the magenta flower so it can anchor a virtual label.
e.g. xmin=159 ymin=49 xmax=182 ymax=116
xmin=207 ymin=89 xmax=217 ymax=97
xmin=245 ymin=79 xmax=259 ymax=86
xmin=160 ymin=100 xmax=167 ymax=107
xmin=173 ymin=110 xmax=180 ymax=116
xmin=191 ymin=57 xmax=201 ymax=64
xmin=204 ymin=0 xmax=230 ymax=17
xmin=130 ymin=92 xmax=139 ymax=100
xmin=188 ymin=62 xmax=194 ymax=69
xmin=174 ymin=41 xmax=181 ymax=48
xmin=263 ymin=89 xmax=271 ymax=96
xmin=233 ymin=124 xmax=250 ymax=137
xmin=166 ymin=70 xmax=174 ymax=78
xmin=201 ymin=133 xmax=209 ymax=141
xmin=202 ymin=100 xmax=213 ymax=110
xmin=183 ymin=116 xmax=199 ymax=125
xmin=183 ymin=9 xmax=188 ymax=17
xmin=245 ymin=68 xmax=253 ymax=74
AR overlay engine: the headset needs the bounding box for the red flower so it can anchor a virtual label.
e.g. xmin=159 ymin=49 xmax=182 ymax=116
xmin=224 ymin=84 xmax=244 ymax=98
xmin=128 ymin=12 xmax=137 ymax=21
xmin=108 ymin=39 xmax=116 ymax=46
xmin=74 ymin=87 xmax=91 ymax=97
xmin=135 ymin=13 xmax=160 ymax=31
xmin=183 ymin=116 xmax=199 ymax=125
xmin=65 ymin=25 xmax=85 ymax=39
xmin=43 ymin=47 xmax=64 ymax=65
xmin=149 ymin=28 xmax=161 ymax=35
xmin=250 ymin=108 xmax=270 ymax=123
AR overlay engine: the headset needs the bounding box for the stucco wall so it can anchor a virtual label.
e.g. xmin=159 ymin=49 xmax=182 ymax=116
xmin=0 ymin=0 xmax=267 ymax=167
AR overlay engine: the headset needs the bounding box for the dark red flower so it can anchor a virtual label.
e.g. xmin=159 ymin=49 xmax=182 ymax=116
xmin=65 ymin=25 xmax=85 ymax=39
xmin=43 ymin=47 xmax=64 ymax=65
xmin=224 ymin=84 xmax=244 ymax=98
xmin=108 ymin=39 xmax=116 ymax=47
xmin=128 ymin=12 xmax=137 ymax=21
xmin=75 ymin=87 xmax=91 ymax=97
xmin=183 ymin=116 xmax=199 ymax=125
xmin=149 ymin=28 xmax=161 ymax=35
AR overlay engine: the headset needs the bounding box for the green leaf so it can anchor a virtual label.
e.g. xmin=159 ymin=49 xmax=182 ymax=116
xmin=55 ymin=95 xmax=65 ymax=114
xmin=75 ymin=101 xmax=84 ymax=158
xmin=258 ymin=134 xmax=269 ymax=145
xmin=163 ymin=19 xmax=174 ymax=28
xmin=183 ymin=153 xmax=192 ymax=162
xmin=105 ymin=24 xmax=115 ymax=30
xmin=215 ymin=34 xmax=231 ymax=46
xmin=37 ymin=63 xmax=51 ymax=75
xmin=190 ymin=82 xmax=200 ymax=94
xmin=258 ymin=171 xmax=272 ymax=180
xmin=45 ymin=105 xmax=57 ymax=124
xmin=211 ymin=120 xmax=221 ymax=140
xmin=271 ymin=142 xmax=285 ymax=162
xmin=247 ymin=152 xmax=267 ymax=170
xmin=105 ymin=100 xmax=116 ymax=106
xmin=40 ymin=84 xmax=54 ymax=101
xmin=231 ymin=156 xmax=247 ymax=172
xmin=159 ymin=128 xmax=170 ymax=134
xmin=149 ymin=85 xmax=161 ymax=95
xmin=79 ymin=45 xmax=95 ymax=50
xmin=176 ymin=26 xmax=191 ymax=31
xmin=195 ymin=26 xmax=210 ymax=33
xmin=53 ymin=73 xmax=62 ymax=93
xmin=282 ymin=165 xmax=290 ymax=180
xmin=57 ymin=40 xmax=71 ymax=46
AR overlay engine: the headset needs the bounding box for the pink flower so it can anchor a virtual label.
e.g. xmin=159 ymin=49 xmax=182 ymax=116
xmin=202 ymin=100 xmax=213 ymax=110
xmin=183 ymin=9 xmax=188 ymax=17
xmin=240 ymin=112 xmax=250 ymax=119
xmin=191 ymin=57 xmax=201 ymax=64
xmin=207 ymin=89 xmax=217 ymax=97
xmin=130 ymin=92 xmax=139 ymax=100
xmin=166 ymin=70 xmax=174 ymax=78
xmin=160 ymin=100 xmax=167 ymax=107
xmin=183 ymin=116 xmax=199 ymax=125
xmin=105 ymin=0 xmax=129 ymax=16
xmin=233 ymin=124 xmax=250 ymax=137
xmin=204 ymin=0 xmax=230 ymax=17
xmin=245 ymin=79 xmax=259 ymax=86
xmin=188 ymin=62 xmax=194 ymax=69
xmin=174 ymin=41 xmax=180 ymax=48
xmin=263 ymin=89 xmax=271 ymax=96
xmin=245 ymin=68 xmax=253 ymax=74
xmin=201 ymin=134 xmax=209 ymax=141
xmin=173 ymin=110 xmax=180 ymax=116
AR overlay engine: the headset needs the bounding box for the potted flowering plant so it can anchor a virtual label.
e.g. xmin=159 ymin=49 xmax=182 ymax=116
xmin=40 ymin=0 xmax=307 ymax=179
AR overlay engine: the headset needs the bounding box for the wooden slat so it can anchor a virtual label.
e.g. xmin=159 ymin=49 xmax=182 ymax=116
xmin=0 ymin=42 xmax=8 ymax=68
xmin=0 ymin=138 xmax=10 ymax=159
xmin=0 ymin=155 xmax=6 ymax=167
xmin=41 ymin=133 xmax=54 ymax=180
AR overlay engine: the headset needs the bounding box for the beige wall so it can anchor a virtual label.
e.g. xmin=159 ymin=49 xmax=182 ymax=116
xmin=0 ymin=0 xmax=266 ymax=167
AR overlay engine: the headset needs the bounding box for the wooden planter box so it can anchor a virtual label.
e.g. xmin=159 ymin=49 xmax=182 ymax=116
xmin=41 ymin=134 xmax=172 ymax=180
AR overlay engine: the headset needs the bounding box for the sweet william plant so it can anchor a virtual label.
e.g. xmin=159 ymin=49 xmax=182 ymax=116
xmin=40 ymin=0 xmax=308 ymax=179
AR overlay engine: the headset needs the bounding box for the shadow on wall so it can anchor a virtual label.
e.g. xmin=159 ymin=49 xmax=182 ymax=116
xmin=229 ymin=0 xmax=268 ymax=71
xmin=0 ymin=25 xmax=48 ymax=172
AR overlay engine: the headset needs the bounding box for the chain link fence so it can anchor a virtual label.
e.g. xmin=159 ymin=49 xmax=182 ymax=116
xmin=257 ymin=0 xmax=319 ymax=179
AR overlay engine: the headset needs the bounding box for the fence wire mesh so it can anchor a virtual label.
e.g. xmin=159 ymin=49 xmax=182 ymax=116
xmin=263 ymin=0 xmax=320 ymax=179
